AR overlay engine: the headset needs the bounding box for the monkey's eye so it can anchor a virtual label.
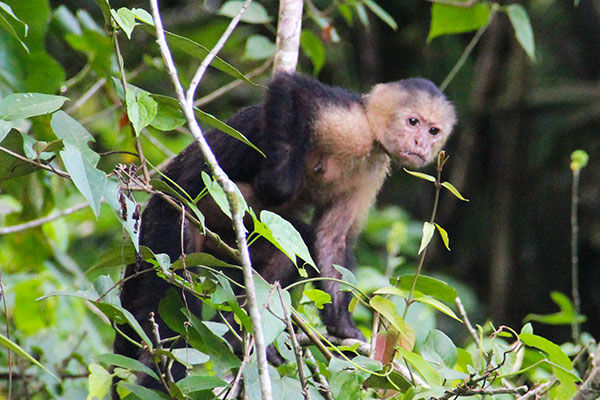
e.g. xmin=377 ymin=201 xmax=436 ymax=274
xmin=408 ymin=118 xmax=419 ymax=126
xmin=429 ymin=127 xmax=440 ymax=136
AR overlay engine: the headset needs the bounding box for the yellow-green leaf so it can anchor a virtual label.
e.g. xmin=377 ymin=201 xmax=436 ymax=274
xmin=403 ymin=168 xmax=435 ymax=182
xmin=441 ymin=181 xmax=469 ymax=201
xmin=434 ymin=223 xmax=450 ymax=251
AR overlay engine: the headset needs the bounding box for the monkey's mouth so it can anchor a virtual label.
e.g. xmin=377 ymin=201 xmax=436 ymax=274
xmin=400 ymin=151 xmax=426 ymax=165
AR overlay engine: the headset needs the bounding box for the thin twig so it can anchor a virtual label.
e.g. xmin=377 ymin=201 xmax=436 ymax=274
xmin=0 ymin=145 xmax=70 ymax=179
xmin=0 ymin=275 xmax=12 ymax=400
xmin=277 ymin=286 xmax=311 ymax=400
xmin=291 ymin=310 xmax=334 ymax=361
xmin=571 ymin=168 xmax=581 ymax=340
xmin=305 ymin=349 xmax=333 ymax=400
xmin=0 ymin=202 xmax=89 ymax=235
xmin=440 ymin=8 xmax=496 ymax=91
xmin=456 ymin=296 xmax=485 ymax=355
xmin=369 ymin=312 xmax=380 ymax=358
xmin=516 ymin=380 xmax=555 ymax=400
xmin=66 ymin=77 xmax=107 ymax=114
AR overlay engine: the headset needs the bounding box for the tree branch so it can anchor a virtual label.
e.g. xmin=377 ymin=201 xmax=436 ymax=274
xmin=0 ymin=202 xmax=89 ymax=235
xmin=149 ymin=1 xmax=273 ymax=398
xmin=273 ymin=0 xmax=304 ymax=73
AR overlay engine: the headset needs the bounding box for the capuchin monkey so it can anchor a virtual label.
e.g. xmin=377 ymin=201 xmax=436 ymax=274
xmin=114 ymin=72 xmax=456 ymax=390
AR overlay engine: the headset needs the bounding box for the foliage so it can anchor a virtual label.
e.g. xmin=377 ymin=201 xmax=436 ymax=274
xmin=0 ymin=1 xmax=596 ymax=400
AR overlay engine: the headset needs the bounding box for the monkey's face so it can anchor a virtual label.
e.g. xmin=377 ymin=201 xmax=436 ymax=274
xmin=365 ymin=82 xmax=456 ymax=168
xmin=380 ymin=105 xmax=453 ymax=167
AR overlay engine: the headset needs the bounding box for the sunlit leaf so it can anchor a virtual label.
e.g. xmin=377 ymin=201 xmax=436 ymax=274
xmin=403 ymin=167 xmax=435 ymax=182
xmin=519 ymin=332 xmax=572 ymax=370
xmin=414 ymin=295 xmax=461 ymax=321
xmin=0 ymin=2 xmax=29 ymax=52
xmin=111 ymin=7 xmax=135 ymax=39
xmin=441 ymin=181 xmax=469 ymax=201
xmin=363 ymin=0 xmax=397 ymax=30
xmin=434 ymin=223 xmax=450 ymax=251
xmin=87 ymin=363 xmax=112 ymax=400
xmin=304 ymin=288 xmax=331 ymax=309
xmin=428 ymin=2 xmax=491 ymax=41
xmin=300 ymin=30 xmax=325 ymax=75
xmin=570 ymin=149 xmax=589 ymax=171
xmin=396 ymin=275 xmax=458 ymax=304
xmin=418 ymin=221 xmax=435 ymax=254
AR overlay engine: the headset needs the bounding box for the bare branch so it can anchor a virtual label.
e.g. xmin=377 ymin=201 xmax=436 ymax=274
xmin=0 ymin=202 xmax=89 ymax=235
xmin=149 ymin=1 xmax=272 ymax=398
xmin=273 ymin=0 xmax=304 ymax=73
xmin=0 ymin=145 xmax=70 ymax=179
xmin=194 ymin=58 xmax=273 ymax=108
xmin=186 ymin=0 xmax=253 ymax=106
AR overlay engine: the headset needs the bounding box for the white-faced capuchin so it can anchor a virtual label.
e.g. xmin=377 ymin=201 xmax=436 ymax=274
xmin=114 ymin=72 xmax=457 ymax=390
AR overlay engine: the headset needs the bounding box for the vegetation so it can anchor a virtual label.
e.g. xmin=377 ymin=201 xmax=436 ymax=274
xmin=0 ymin=0 xmax=598 ymax=399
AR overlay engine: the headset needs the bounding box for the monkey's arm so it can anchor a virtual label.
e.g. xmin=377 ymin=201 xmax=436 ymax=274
xmin=313 ymin=196 xmax=366 ymax=340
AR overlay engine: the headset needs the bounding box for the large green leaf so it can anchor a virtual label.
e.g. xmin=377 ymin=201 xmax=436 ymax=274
xmin=369 ymin=295 xmax=415 ymax=349
xmin=51 ymin=111 xmax=107 ymax=217
xmin=396 ymin=347 xmax=443 ymax=386
xmin=0 ymin=93 xmax=67 ymax=120
xmin=0 ymin=2 xmax=28 ymax=52
xmin=396 ymin=275 xmax=458 ymax=304
xmin=519 ymin=332 xmax=573 ymax=370
xmin=300 ymin=30 xmax=325 ymax=75
xmin=0 ymin=332 xmax=58 ymax=380
xmin=428 ymin=2 xmax=491 ymax=41
xmin=243 ymin=34 xmax=275 ymax=61
xmin=525 ymin=291 xmax=586 ymax=325
xmin=421 ymin=329 xmax=458 ymax=368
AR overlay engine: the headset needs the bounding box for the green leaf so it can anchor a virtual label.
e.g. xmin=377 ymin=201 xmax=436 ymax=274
xmin=570 ymin=149 xmax=589 ymax=171
xmin=519 ymin=332 xmax=572 ymax=370
xmin=177 ymin=375 xmax=227 ymax=394
xmin=428 ymin=2 xmax=491 ymax=41
xmin=300 ymin=30 xmax=325 ymax=75
xmin=150 ymin=95 xmax=186 ymax=131
xmin=434 ymin=223 xmax=450 ymax=251
xmin=25 ymin=51 xmax=66 ymax=94
xmin=258 ymin=210 xmax=317 ymax=270
xmin=363 ymin=0 xmax=397 ymax=30
xmin=505 ymin=4 xmax=535 ymax=62
xmin=0 ymin=332 xmax=58 ymax=380
xmin=126 ymin=90 xmax=158 ymax=136
xmin=51 ymin=111 xmax=107 ymax=217
xmin=96 ymin=302 xmax=154 ymax=350
xmin=396 ymin=275 xmax=458 ymax=304
xmin=243 ymin=34 xmax=275 ymax=60
xmin=171 ymin=348 xmax=210 ymax=367
xmin=201 ymin=171 xmax=248 ymax=219
xmin=87 ymin=363 xmax=112 ymax=400
xmin=396 ymin=347 xmax=443 ymax=386
xmin=525 ymin=291 xmax=586 ymax=325
xmin=131 ymin=7 xmax=152 ymax=24
xmin=414 ymin=295 xmax=461 ymax=321
xmin=218 ymin=1 xmax=271 ymax=24
xmin=0 ymin=93 xmax=67 ymax=121
xmin=138 ymin=23 xmax=258 ymax=85
xmin=111 ymin=7 xmax=135 ymax=39
xmin=441 ymin=181 xmax=469 ymax=201
xmin=195 ymin=107 xmax=264 ymax=156
xmin=418 ymin=221 xmax=435 ymax=254
xmin=0 ymin=120 xmax=10 ymax=142
xmin=421 ymin=329 xmax=458 ymax=368
xmin=369 ymin=295 xmax=415 ymax=349
xmin=96 ymin=353 xmax=159 ymax=381
xmin=171 ymin=252 xmax=240 ymax=272
xmin=403 ymin=167 xmax=435 ymax=182
xmin=304 ymin=288 xmax=331 ymax=309
xmin=116 ymin=381 xmax=168 ymax=400
xmin=0 ymin=2 xmax=28 ymax=52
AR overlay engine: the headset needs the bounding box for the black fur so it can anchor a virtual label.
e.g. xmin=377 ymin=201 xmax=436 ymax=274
xmin=114 ymin=72 xmax=366 ymax=391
